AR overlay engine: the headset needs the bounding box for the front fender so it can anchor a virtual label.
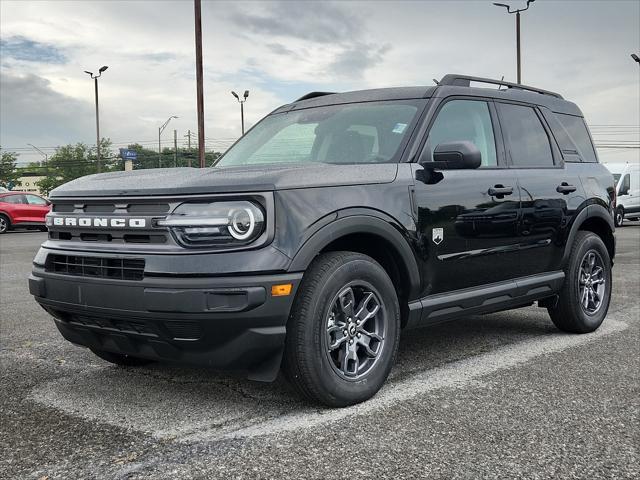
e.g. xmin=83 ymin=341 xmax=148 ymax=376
xmin=288 ymin=212 xmax=421 ymax=299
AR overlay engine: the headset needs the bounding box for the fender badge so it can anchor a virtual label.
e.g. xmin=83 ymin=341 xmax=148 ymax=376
xmin=432 ymin=228 xmax=443 ymax=245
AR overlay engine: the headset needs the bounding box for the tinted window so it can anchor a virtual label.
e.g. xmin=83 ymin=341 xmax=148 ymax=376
xmin=555 ymin=113 xmax=598 ymax=163
xmin=426 ymin=100 xmax=497 ymax=167
xmin=2 ymin=194 xmax=26 ymax=204
xmin=499 ymin=103 xmax=554 ymax=167
xmin=619 ymin=174 xmax=631 ymax=195
xmin=26 ymin=194 xmax=48 ymax=205
xmin=218 ymin=101 xmax=423 ymax=166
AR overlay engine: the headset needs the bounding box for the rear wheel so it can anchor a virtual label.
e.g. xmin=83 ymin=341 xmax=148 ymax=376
xmin=283 ymin=251 xmax=400 ymax=407
xmin=548 ymin=231 xmax=611 ymax=333
xmin=90 ymin=349 xmax=154 ymax=367
xmin=614 ymin=206 xmax=624 ymax=227
xmin=0 ymin=214 xmax=10 ymax=234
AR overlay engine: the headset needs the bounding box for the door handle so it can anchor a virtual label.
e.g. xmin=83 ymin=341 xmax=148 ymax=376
xmin=488 ymin=185 xmax=514 ymax=197
xmin=556 ymin=183 xmax=577 ymax=194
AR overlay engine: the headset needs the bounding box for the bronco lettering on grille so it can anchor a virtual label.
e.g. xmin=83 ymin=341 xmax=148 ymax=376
xmin=52 ymin=217 xmax=147 ymax=228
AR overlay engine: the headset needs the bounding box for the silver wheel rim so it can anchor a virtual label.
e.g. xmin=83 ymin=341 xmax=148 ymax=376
xmin=324 ymin=283 xmax=386 ymax=380
xmin=616 ymin=211 xmax=623 ymax=225
xmin=578 ymin=249 xmax=606 ymax=315
xmin=0 ymin=217 xmax=6 ymax=233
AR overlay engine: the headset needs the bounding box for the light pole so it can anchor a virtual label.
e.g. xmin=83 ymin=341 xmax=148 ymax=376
xmin=84 ymin=66 xmax=108 ymax=172
xmin=158 ymin=116 xmax=178 ymax=168
xmin=493 ymin=0 xmax=535 ymax=84
xmin=194 ymin=0 xmax=206 ymax=168
xmin=231 ymin=90 xmax=249 ymax=135
xmin=28 ymin=144 xmax=48 ymax=174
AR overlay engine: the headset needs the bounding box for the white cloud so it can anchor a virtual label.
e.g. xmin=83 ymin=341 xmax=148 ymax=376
xmin=1 ymin=0 xmax=638 ymax=164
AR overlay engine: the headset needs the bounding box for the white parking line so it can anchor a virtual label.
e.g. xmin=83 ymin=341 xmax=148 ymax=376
xmin=28 ymin=318 xmax=628 ymax=443
xmin=189 ymin=317 xmax=629 ymax=442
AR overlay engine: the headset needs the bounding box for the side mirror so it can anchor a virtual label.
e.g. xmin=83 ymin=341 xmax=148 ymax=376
xmin=420 ymin=141 xmax=482 ymax=170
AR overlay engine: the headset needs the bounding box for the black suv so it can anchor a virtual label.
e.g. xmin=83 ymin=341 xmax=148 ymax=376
xmin=29 ymin=74 xmax=616 ymax=407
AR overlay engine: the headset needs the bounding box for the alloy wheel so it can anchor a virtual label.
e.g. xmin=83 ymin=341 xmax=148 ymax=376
xmin=324 ymin=284 xmax=387 ymax=380
xmin=578 ymin=249 xmax=606 ymax=315
xmin=0 ymin=217 xmax=7 ymax=233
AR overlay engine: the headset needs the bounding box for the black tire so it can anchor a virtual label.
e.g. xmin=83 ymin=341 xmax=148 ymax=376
xmin=90 ymin=349 xmax=154 ymax=367
xmin=283 ymin=251 xmax=400 ymax=407
xmin=614 ymin=206 xmax=624 ymax=227
xmin=548 ymin=231 xmax=612 ymax=333
xmin=39 ymin=225 xmax=48 ymax=232
xmin=0 ymin=214 xmax=10 ymax=234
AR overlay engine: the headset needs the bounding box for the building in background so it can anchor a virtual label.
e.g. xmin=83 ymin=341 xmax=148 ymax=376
xmin=16 ymin=173 xmax=46 ymax=194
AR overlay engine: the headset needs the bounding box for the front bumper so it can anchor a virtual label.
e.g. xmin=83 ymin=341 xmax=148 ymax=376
xmin=30 ymin=257 xmax=302 ymax=381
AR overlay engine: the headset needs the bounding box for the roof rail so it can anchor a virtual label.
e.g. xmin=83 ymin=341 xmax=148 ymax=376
xmin=439 ymin=74 xmax=563 ymax=99
xmin=295 ymin=91 xmax=337 ymax=102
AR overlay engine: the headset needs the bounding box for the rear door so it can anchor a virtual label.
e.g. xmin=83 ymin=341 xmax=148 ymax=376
xmin=412 ymin=98 xmax=522 ymax=295
xmin=24 ymin=194 xmax=50 ymax=222
xmin=496 ymin=102 xmax=584 ymax=276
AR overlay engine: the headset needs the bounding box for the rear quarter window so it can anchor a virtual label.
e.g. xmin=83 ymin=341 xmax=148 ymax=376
xmin=554 ymin=113 xmax=598 ymax=163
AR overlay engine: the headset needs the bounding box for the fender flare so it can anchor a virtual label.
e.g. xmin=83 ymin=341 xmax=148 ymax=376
xmin=288 ymin=213 xmax=422 ymax=299
xmin=562 ymin=203 xmax=615 ymax=266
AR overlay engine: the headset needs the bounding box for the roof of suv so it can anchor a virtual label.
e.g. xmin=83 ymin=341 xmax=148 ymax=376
xmin=276 ymin=73 xmax=582 ymax=117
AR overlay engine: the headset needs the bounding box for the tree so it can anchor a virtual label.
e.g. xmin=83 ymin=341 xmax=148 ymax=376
xmin=36 ymin=139 xmax=115 ymax=196
xmin=0 ymin=149 xmax=20 ymax=189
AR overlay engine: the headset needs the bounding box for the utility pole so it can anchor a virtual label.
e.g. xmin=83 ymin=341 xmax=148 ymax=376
xmin=184 ymin=130 xmax=193 ymax=167
xmin=493 ymin=1 xmax=535 ymax=84
xmin=174 ymin=129 xmax=178 ymax=167
xmin=84 ymin=66 xmax=108 ymax=172
xmin=194 ymin=0 xmax=206 ymax=168
xmin=231 ymin=90 xmax=249 ymax=135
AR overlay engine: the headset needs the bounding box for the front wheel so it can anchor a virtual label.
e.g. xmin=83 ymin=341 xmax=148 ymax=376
xmin=548 ymin=231 xmax=612 ymax=333
xmin=0 ymin=214 xmax=10 ymax=234
xmin=614 ymin=206 xmax=624 ymax=227
xmin=283 ymin=251 xmax=400 ymax=407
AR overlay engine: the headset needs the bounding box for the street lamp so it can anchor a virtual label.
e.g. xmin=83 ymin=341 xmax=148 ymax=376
xmin=231 ymin=90 xmax=249 ymax=135
xmin=84 ymin=65 xmax=108 ymax=172
xmin=493 ymin=0 xmax=535 ymax=84
xmin=158 ymin=115 xmax=178 ymax=168
xmin=28 ymin=144 xmax=48 ymax=175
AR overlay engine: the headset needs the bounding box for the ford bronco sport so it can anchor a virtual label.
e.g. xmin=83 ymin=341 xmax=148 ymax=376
xmin=29 ymin=74 xmax=616 ymax=407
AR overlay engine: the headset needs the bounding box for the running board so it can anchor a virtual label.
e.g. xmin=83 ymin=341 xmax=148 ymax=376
xmin=406 ymin=271 xmax=565 ymax=328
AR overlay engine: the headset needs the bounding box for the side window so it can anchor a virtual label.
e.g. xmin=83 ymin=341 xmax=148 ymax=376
xmin=3 ymin=194 xmax=26 ymax=204
xmin=498 ymin=103 xmax=554 ymax=167
xmin=426 ymin=100 xmax=497 ymax=167
xmin=619 ymin=174 xmax=631 ymax=196
xmin=26 ymin=194 xmax=48 ymax=205
xmin=555 ymin=113 xmax=598 ymax=163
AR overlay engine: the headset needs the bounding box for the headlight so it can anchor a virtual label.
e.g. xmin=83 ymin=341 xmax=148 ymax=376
xmin=157 ymin=201 xmax=265 ymax=247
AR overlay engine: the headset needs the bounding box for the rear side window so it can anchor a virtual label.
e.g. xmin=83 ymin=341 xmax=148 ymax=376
xmin=498 ymin=103 xmax=554 ymax=167
xmin=555 ymin=113 xmax=598 ymax=163
xmin=26 ymin=194 xmax=48 ymax=205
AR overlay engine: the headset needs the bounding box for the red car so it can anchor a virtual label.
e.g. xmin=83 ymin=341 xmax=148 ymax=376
xmin=0 ymin=191 xmax=51 ymax=234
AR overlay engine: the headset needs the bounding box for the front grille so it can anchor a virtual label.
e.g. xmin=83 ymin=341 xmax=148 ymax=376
xmin=46 ymin=254 xmax=145 ymax=280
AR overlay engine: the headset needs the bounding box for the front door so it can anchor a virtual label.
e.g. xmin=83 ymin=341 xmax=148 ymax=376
xmin=412 ymin=98 xmax=521 ymax=296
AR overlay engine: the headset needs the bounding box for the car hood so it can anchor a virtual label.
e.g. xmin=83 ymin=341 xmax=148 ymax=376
xmin=49 ymin=163 xmax=399 ymax=198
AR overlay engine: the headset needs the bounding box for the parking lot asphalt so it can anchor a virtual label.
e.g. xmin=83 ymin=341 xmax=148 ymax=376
xmin=1 ymin=225 xmax=638 ymax=480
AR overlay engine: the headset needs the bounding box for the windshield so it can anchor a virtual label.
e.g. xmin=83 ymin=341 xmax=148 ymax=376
xmin=217 ymin=100 xmax=424 ymax=167
xmin=613 ymin=173 xmax=621 ymax=184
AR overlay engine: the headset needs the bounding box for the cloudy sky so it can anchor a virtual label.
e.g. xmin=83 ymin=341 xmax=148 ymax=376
xmin=1 ymin=0 xmax=639 ymax=166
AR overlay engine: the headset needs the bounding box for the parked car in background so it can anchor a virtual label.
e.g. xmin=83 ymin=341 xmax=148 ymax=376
xmin=0 ymin=191 xmax=51 ymax=234
xmin=606 ymin=162 xmax=640 ymax=226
